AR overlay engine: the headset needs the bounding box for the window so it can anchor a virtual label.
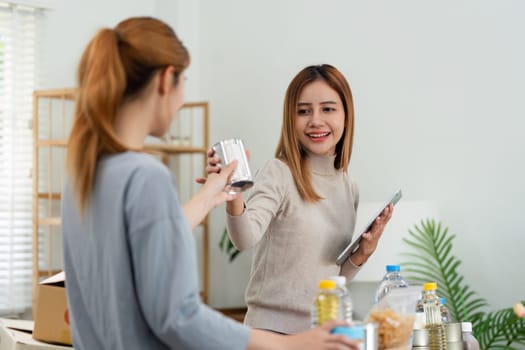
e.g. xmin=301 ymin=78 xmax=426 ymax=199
xmin=0 ymin=2 xmax=44 ymax=315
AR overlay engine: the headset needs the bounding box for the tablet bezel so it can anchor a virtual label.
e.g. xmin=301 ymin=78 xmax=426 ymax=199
xmin=335 ymin=189 xmax=402 ymax=266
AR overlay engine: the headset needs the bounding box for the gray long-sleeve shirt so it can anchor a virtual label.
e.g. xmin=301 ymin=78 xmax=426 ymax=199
xmin=62 ymin=152 xmax=250 ymax=350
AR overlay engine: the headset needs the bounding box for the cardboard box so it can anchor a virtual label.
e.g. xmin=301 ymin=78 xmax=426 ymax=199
xmin=32 ymin=272 xmax=72 ymax=346
xmin=0 ymin=318 xmax=73 ymax=350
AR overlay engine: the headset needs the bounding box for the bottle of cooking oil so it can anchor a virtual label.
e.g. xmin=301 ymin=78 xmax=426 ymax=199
xmin=422 ymin=282 xmax=448 ymax=350
xmin=312 ymin=279 xmax=340 ymax=326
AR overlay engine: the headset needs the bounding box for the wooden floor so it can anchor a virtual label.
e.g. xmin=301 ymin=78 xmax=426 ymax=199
xmin=216 ymin=307 xmax=247 ymax=323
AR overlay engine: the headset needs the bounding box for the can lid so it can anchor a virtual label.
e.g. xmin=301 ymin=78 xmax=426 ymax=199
xmin=319 ymin=280 xmax=336 ymax=289
xmin=386 ymin=264 xmax=400 ymax=272
xmin=423 ymin=282 xmax=437 ymax=291
xmin=331 ymin=326 xmax=364 ymax=339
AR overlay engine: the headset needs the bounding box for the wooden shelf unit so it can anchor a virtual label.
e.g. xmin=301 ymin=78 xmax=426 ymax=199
xmin=32 ymin=88 xmax=211 ymax=309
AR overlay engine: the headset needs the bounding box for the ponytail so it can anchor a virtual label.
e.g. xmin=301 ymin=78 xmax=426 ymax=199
xmin=68 ymin=28 xmax=127 ymax=213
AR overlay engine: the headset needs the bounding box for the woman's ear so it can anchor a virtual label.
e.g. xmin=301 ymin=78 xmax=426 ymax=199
xmin=158 ymin=66 xmax=175 ymax=95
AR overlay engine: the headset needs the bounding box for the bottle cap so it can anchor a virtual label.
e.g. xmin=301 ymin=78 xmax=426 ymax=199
xmin=461 ymin=322 xmax=472 ymax=332
xmin=319 ymin=280 xmax=337 ymax=289
xmin=386 ymin=265 xmax=400 ymax=272
xmin=423 ymin=282 xmax=437 ymax=291
xmin=329 ymin=276 xmax=347 ymax=287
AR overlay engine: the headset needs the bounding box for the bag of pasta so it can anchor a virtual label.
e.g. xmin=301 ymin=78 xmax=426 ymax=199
xmin=366 ymin=286 xmax=421 ymax=350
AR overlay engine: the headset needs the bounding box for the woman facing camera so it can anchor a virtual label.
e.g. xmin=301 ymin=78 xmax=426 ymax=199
xmin=206 ymin=64 xmax=394 ymax=333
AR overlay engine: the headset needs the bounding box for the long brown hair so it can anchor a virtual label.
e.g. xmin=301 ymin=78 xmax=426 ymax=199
xmin=67 ymin=17 xmax=190 ymax=213
xmin=275 ymin=64 xmax=354 ymax=202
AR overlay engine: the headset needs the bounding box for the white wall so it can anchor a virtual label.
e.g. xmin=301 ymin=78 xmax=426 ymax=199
xmin=40 ymin=0 xmax=201 ymax=101
xmin=41 ymin=0 xmax=149 ymax=88
xmin=39 ymin=0 xmax=525 ymax=313
xmin=199 ymin=0 xmax=525 ymax=311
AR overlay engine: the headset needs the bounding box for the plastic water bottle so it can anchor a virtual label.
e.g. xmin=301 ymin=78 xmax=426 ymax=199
xmin=421 ymin=282 xmax=447 ymax=350
xmin=311 ymin=280 xmax=340 ymax=326
xmin=461 ymin=322 xmax=480 ymax=350
xmin=329 ymin=276 xmax=353 ymax=322
xmin=440 ymin=297 xmax=452 ymax=324
xmin=373 ymin=264 xmax=409 ymax=304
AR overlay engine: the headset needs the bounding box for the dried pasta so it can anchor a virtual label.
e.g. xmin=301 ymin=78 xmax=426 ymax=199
xmin=367 ymin=308 xmax=414 ymax=349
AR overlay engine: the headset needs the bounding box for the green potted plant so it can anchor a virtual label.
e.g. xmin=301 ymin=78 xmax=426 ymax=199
xmin=401 ymin=219 xmax=525 ymax=349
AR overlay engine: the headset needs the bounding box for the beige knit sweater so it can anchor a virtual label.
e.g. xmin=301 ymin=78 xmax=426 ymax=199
xmin=226 ymin=154 xmax=361 ymax=334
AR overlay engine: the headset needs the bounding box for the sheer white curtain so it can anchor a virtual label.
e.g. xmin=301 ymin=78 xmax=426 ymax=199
xmin=0 ymin=1 xmax=45 ymax=315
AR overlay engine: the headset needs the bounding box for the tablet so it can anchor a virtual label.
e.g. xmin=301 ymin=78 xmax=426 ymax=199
xmin=335 ymin=189 xmax=402 ymax=266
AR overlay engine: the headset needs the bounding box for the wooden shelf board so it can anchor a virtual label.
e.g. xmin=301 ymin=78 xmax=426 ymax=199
xmin=38 ymin=217 xmax=62 ymax=226
xmin=34 ymin=88 xmax=76 ymax=100
xmin=216 ymin=307 xmax=247 ymax=322
xmin=35 ymin=140 xmax=206 ymax=154
xmin=37 ymin=139 xmax=68 ymax=147
xmin=37 ymin=193 xmax=61 ymax=200
xmin=37 ymin=269 xmax=63 ymax=278
xmin=144 ymin=144 xmax=207 ymax=154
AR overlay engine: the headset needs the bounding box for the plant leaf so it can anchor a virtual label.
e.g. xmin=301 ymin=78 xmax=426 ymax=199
xmin=475 ymin=304 xmax=525 ymax=350
xmin=219 ymin=228 xmax=228 ymax=251
xmin=218 ymin=227 xmax=241 ymax=262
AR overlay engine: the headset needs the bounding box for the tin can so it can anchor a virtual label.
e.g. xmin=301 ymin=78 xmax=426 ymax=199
xmin=212 ymin=138 xmax=253 ymax=194
xmin=446 ymin=322 xmax=463 ymax=343
xmin=412 ymin=328 xmax=429 ymax=347
xmin=364 ymin=322 xmax=379 ymax=350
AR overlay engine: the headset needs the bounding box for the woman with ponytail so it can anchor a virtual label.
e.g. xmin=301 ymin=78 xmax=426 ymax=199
xmin=62 ymin=17 xmax=357 ymax=350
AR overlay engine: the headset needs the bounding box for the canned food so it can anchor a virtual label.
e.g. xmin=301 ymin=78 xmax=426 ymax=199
xmin=212 ymin=138 xmax=254 ymax=194
xmin=446 ymin=322 xmax=463 ymax=343
xmin=364 ymin=322 xmax=378 ymax=350
xmin=412 ymin=328 xmax=429 ymax=347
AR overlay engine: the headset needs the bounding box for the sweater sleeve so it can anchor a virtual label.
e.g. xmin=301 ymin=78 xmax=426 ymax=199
xmin=125 ymin=165 xmax=250 ymax=350
xmin=226 ymin=159 xmax=288 ymax=250
xmin=340 ymin=178 xmax=362 ymax=280
xmin=340 ymin=257 xmax=361 ymax=280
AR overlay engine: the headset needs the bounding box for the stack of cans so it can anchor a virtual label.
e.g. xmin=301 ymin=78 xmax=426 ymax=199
xmin=412 ymin=323 xmax=463 ymax=350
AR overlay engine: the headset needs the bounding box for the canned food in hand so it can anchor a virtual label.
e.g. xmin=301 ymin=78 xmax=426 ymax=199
xmin=212 ymin=138 xmax=254 ymax=194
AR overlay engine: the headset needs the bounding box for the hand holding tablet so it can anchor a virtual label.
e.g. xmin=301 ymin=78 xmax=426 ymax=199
xmin=336 ymin=189 xmax=402 ymax=266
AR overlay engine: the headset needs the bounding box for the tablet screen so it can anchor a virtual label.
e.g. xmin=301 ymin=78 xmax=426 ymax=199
xmin=335 ymin=189 xmax=402 ymax=265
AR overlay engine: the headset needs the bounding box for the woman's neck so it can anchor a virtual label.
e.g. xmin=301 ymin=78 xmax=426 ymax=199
xmin=306 ymin=151 xmax=338 ymax=175
xmin=114 ymin=97 xmax=154 ymax=149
